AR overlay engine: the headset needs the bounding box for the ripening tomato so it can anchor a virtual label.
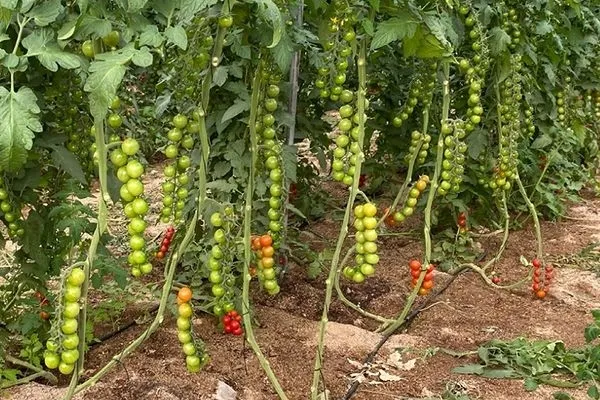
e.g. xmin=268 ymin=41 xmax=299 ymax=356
xmin=259 ymin=235 xmax=273 ymax=248
xmin=408 ymin=259 xmax=421 ymax=270
xmin=178 ymin=287 xmax=192 ymax=303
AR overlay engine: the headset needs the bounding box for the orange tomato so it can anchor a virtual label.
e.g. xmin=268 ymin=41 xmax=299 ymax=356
xmin=408 ymin=259 xmax=421 ymax=270
xmin=178 ymin=286 xmax=193 ymax=303
xmin=536 ymin=289 xmax=546 ymax=299
xmin=259 ymin=234 xmax=273 ymax=248
xmin=252 ymin=237 xmax=262 ymax=250
xmin=262 ymin=246 xmax=274 ymax=258
xmin=422 ymin=280 xmax=434 ymax=289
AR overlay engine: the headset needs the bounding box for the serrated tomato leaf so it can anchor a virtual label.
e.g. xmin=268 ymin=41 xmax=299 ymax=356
xmin=0 ymin=86 xmax=42 ymax=172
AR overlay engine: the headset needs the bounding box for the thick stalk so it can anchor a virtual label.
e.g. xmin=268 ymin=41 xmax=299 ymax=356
xmin=481 ymin=193 xmax=510 ymax=272
xmin=240 ymin=62 xmax=288 ymax=399
xmin=64 ymin=116 xmax=109 ymax=400
xmin=377 ymin=62 xmax=450 ymax=336
xmin=515 ymin=173 xmax=543 ymax=259
xmin=310 ymin=42 xmax=368 ymax=400
xmin=424 ymin=62 xmax=450 ymax=265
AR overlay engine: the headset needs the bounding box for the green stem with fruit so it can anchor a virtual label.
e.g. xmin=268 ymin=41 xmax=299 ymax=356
xmin=72 ymin=136 xmax=210 ymax=396
xmin=310 ymin=42 xmax=368 ymax=400
xmin=240 ymin=61 xmax=289 ymax=400
xmin=377 ymin=61 xmax=449 ymax=336
xmin=64 ymin=115 xmax=109 ymax=400
xmin=333 ymin=246 xmax=393 ymax=324
xmin=378 ymin=107 xmax=429 ymax=227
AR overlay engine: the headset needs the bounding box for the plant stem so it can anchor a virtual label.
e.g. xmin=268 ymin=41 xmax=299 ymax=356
xmin=310 ymin=42 xmax=368 ymax=400
xmin=424 ymin=62 xmax=450 ymax=265
xmin=64 ymin=116 xmax=109 ymax=400
xmin=516 ymin=173 xmax=544 ymax=259
xmin=481 ymin=192 xmax=510 ymax=271
xmin=3 ymin=355 xmax=57 ymax=387
xmin=241 ymin=61 xmax=288 ymax=399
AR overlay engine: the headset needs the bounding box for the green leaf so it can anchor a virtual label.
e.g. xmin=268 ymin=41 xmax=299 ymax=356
xmin=584 ymin=324 xmax=600 ymax=343
xmin=177 ymin=0 xmax=219 ymax=23
xmin=213 ymin=66 xmax=228 ymax=86
xmin=1 ymin=53 xmax=19 ymax=68
xmin=76 ymin=15 xmax=112 ymax=38
xmin=50 ymin=146 xmax=87 ymax=184
xmin=139 ymin=25 xmax=164 ymax=47
xmin=22 ymin=28 xmax=81 ymax=71
xmin=362 ymin=20 xmax=374 ymax=36
xmin=119 ymin=0 xmax=148 ymax=13
xmin=452 ymin=364 xmax=485 ymax=374
xmin=489 ymin=27 xmax=512 ymax=55
xmin=165 ymin=25 xmax=188 ymax=50
xmin=84 ymin=48 xmax=136 ymax=119
xmin=535 ymin=21 xmax=554 ymax=36
xmin=553 ymin=392 xmax=573 ymax=400
xmin=524 ymin=378 xmax=539 ymax=391
xmin=371 ymin=15 xmax=418 ymax=50
xmin=270 ymin=30 xmax=293 ymax=73
xmin=0 ymin=86 xmax=41 ymax=172
xmin=57 ymin=17 xmax=78 ymax=40
xmin=131 ymin=46 xmax=153 ymax=67
xmin=286 ymin=203 xmax=307 ymax=219
xmin=221 ymin=99 xmax=249 ymax=123
xmin=251 ymin=0 xmax=284 ymax=48
xmin=26 ymin=0 xmax=63 ymax=26
xmin=531 ymin=135 xmax=553 ymax=149
xmin=0 ymin=0 xmax=17 ymax=10
xmin=591 ymin=309 xmax=600 ymax=321
xmin=588 ymin=385 xmax=600 ymax=400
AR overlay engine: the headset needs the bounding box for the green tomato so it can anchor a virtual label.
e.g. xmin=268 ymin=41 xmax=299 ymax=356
xmin=265 ymin=156 xmax=279 ymax=170
xmin=129 ymin=235 xmax=145 ymax=251
xmin=269 ymin=197 xmax=281 ymax=209
xmin=177 ymin=316 xmax=191 ymax=331
xmin=67 ymin=268 xmax=85 ymax=287
xmin=182 ymin=342 xmax=197 ymax=356
xmin=213 ymin=229 xmax=226 ymax=244
xmin=44 ymin=352 xmax=60 ymax=369
xmin=58 ymin=361 xmax=75 ymax=375
xmin=62 ymin=334 xmax=80 ymax=350
xmin=117 ymin=167 xmax=130 ymax=183
xmin=102 ymin=30 xmax=120 ymax=47
xmin=119 ymin=185 xmax=134 ymax=203
xmin=129 ymin=218 xmax=146 ymax=234
xmin=110 ymin=149 xmax=128 ymax=167
xmin=46 ymin=340 xmax=59 ymax=352
xmin=209 ymin=271 xmax=223 ymax=284
xmin=126 ymin=179 xmax=144 ymax=197
xmin=167 ymin=128 xmax=183 ymax=142
xmin=61 ymin=318 xmax=78 ymax=335
xmin=81 ymin=40 xmax=94 ymax=58
xmin=178 ymin=330 xmax=192 ymax=344
xmin=172 ymin=114 xmax=188 ymax=129
xmin=164 ymin=144 xmax=178 ymax=159
xmin=64 ymin=285 xmax=81 ymax=302
xmin=132 ymin=198 xmax=149 ymax=215
xmin=61 ymin=349 xmax=80 ymax=365
xmin=121 ymin=138 xmax=139 ymax=156
xmin=108 ymin=114 xmax=123 ymax=128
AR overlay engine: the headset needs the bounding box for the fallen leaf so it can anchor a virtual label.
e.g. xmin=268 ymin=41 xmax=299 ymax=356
xmin=379 ymin=370 xmax=402 ymax=382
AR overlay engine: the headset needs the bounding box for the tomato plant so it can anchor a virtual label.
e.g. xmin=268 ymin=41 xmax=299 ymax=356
xmin=1 ymin=0 xmax=600 ymax=398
